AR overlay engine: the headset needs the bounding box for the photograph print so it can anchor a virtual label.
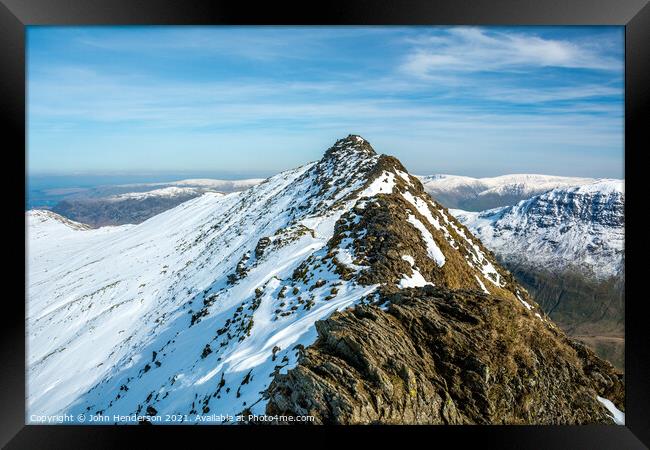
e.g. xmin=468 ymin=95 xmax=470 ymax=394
xmin=26 ymin=25 xmax=625 ymax=425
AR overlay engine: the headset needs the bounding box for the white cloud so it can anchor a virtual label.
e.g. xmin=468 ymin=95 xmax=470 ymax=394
xmin=26 ymin=61 xmax=622 ymax=165
xmin=401 ymin=27 xmax=621 ymax=78
xmin=480 ymin=85 xmax=622 ymax=103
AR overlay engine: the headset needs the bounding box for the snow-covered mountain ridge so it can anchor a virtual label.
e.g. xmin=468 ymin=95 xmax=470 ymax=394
xmin=27 ymin=135 xmax=543 ymax=422
xmin=451 ymin=179 xmax=624 ymax=279
xmin=119 ymin=178 xmax=265 ymax=191
xmin=108 ymin=186 xmax=208 ymax=201
xmin=417 ymin=173 xmax=603 ymax=211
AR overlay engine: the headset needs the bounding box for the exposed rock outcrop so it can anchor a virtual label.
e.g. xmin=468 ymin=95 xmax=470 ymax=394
xmin=266 ymin=286 xmax=623 ymax=424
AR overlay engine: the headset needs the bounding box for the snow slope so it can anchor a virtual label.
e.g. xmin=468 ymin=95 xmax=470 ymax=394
xmin=27 ymin=135 xmax=541 ymax=423
xmin=451 ymin=180 xmax=624 ymax=279
xmin=25 ymin=137 xmax=404 ymax=421
xmin=28 ymin=158 xmax=374 ymax=418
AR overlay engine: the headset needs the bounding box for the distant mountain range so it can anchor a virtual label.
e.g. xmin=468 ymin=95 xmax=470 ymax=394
xmin=117 ymin=178 xmax=265 ymax=192
xmin=451 ymin=180 xmax=624 ymax=279
xmin=27 ymin=136 xmax=623 ymax=424
xmin=48 ymin=178 xmax=263 ymax=227
xmin=417 ymin=174 xmax=598 ymax=211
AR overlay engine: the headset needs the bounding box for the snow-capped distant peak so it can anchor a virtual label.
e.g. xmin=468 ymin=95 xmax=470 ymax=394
xmin=418 ymin=173 xmax=600 ymax=193
xmin=569 ymin=179 xmax=624 ymax=196
xmin=109 ymin=186 xmax=206 ymax=200
xmin=452 ymin=180 xmax=624 ymax=279
xmin=168 ymin=178 xmax=266 ymax=189
xmin=116 ymin=178 xmax=265 ymax=192
xmin=416 ymin=173 xmax=609 ymax=211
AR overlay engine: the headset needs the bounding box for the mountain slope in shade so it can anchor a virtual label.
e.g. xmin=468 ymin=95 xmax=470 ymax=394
xmin=27 ymin=136 xmax=623 ymax=424
xmin=417 ymin=174 xmax=598 ymax=211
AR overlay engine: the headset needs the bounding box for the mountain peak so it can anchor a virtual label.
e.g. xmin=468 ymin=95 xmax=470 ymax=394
xmin=27 ymin=135 xmax=624 ymax=425
xmin=323 ymin=135 xmax=376 ymax=160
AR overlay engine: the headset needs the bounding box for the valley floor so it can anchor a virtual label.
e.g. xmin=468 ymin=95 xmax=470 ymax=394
xmin=573 ymin=335 xmax=624 ymax=372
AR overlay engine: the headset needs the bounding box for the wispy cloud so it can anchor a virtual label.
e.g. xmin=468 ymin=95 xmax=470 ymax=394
xmin=72 ymin=27 xmax=392 ymax=62
xmin=478 ymin=84 xmax=622 ymax=104
xmin=401 ymin=27 xmax=621 ymax=78
xmin=26 ymin=26 xmax=624 ymax=177
xmin=28 ymin=60 xmax=621 ymax=131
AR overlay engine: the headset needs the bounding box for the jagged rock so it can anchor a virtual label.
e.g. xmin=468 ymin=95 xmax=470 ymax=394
xmin=266 ymin=286 xmax=623 ymax=424
xmin=255 ymin=237 xmax=272 ymax=259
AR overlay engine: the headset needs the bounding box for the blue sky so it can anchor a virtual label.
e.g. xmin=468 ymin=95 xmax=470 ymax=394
xmin=27 ymin=26 xmax=624 ymax=178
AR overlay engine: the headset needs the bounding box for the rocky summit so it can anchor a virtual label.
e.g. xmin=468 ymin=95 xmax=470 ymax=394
xmin=27 ymin=135 xmax=624 ymax=425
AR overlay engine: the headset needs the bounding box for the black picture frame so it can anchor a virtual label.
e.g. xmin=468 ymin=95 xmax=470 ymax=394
xmin=2 ymin=0 xmax=648 ymax=448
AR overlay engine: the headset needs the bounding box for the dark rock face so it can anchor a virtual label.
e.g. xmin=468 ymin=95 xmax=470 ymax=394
xmin=265 ymin=286 xmax=623 ymax=424
xmin=326 ymin=151 xmax=533 ymax=303
xmin=519 ymin=187 xmax=624 ymax=228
